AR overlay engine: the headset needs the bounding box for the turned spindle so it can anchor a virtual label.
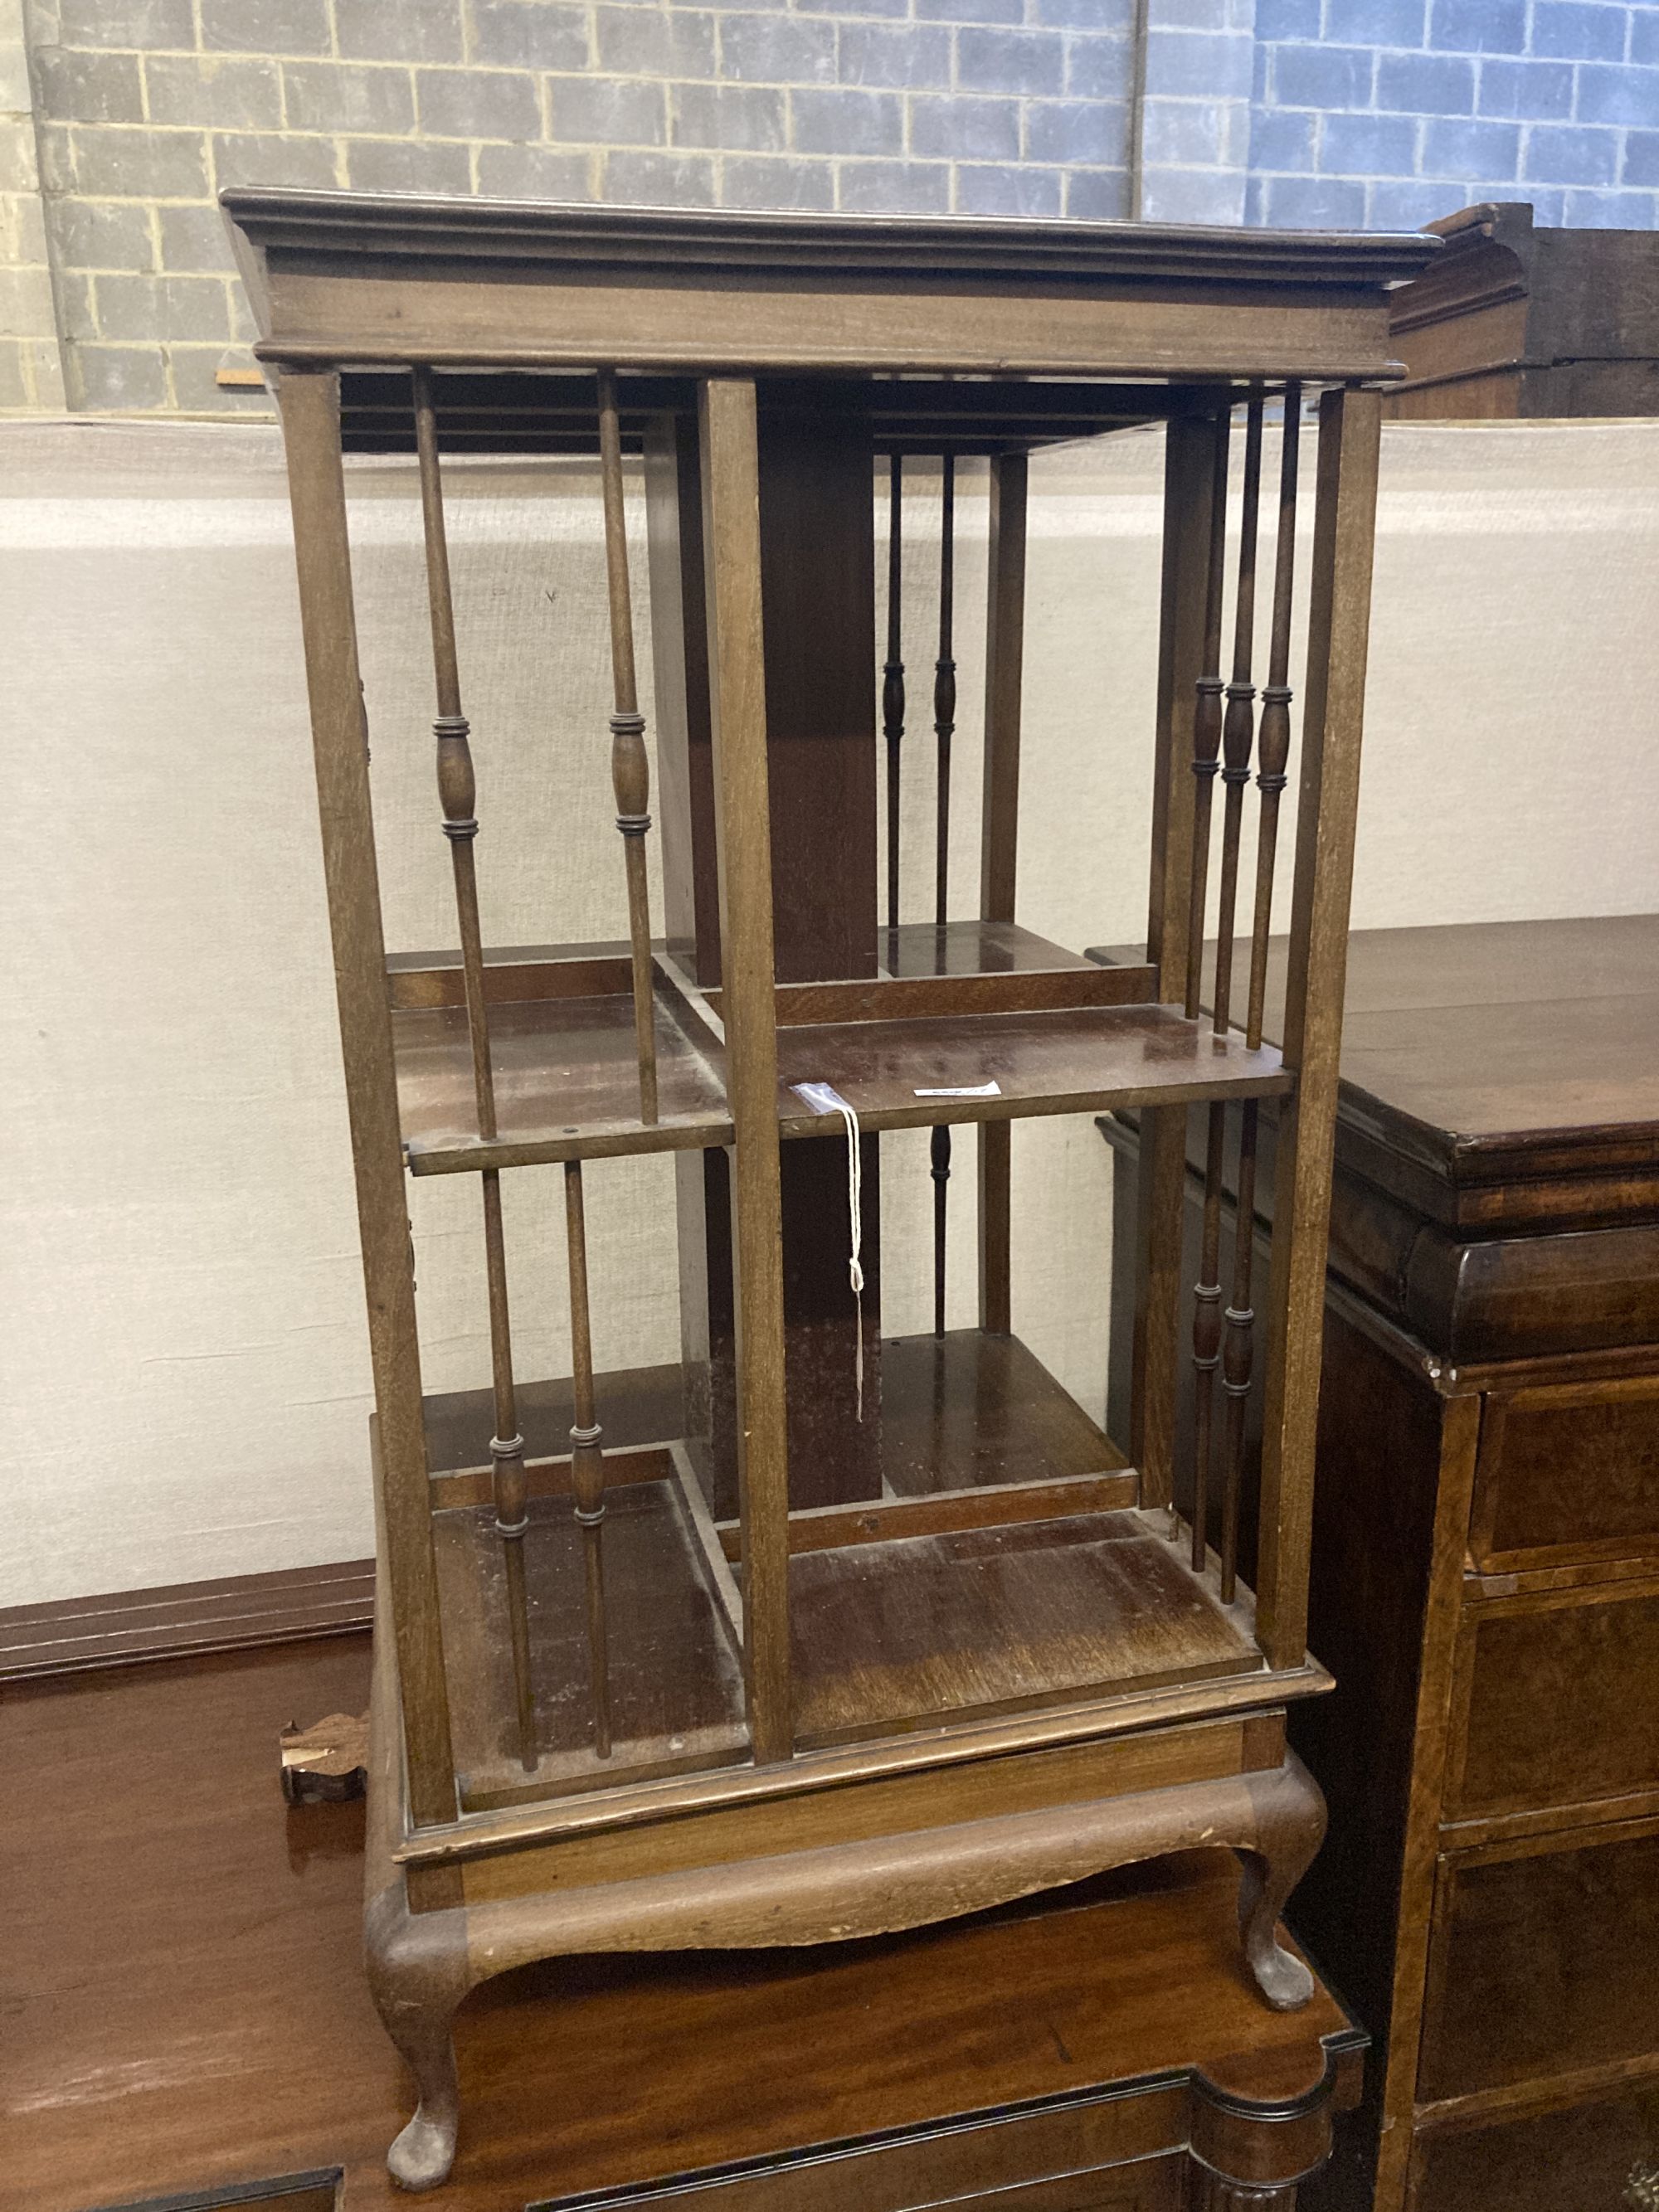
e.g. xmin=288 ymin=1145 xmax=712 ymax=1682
xmin=596 ymin=368 xmax=659 ymax=1126
xmin=1213 ymin=395 xmax=1264 ymax=1040
xmin=1190 ymin=1100 xmax=1225 ymax=1573
xmin=1184 ymin=409 xmax=1231 ymax=1023
xmin=411 ymin=364 xmax=537 ymax=1771
xmin=563 ymin=1159 xmax=612 ymax=1760
xmin=1247 ymin=383 xmax=1301 ymax=1054
xmin=883 ymin=452 xmax=905 ymax=935
xmin=930 ymin=455 xmax=956 ymax=1339
xmin=1220 ymin=1099 xmax=1258 ymax=1602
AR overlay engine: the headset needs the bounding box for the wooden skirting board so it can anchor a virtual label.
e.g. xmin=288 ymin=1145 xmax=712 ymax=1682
xmin=0 ymin=1558 xmax=376 ymax=1681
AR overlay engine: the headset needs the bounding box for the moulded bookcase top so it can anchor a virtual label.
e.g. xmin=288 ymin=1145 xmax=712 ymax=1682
xmin=221 ymin=188 xmax=1440 ymax=386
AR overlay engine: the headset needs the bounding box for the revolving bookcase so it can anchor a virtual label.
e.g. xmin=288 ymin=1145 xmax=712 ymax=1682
xmin=225 ymin=189 xmax=1436 ymax=2193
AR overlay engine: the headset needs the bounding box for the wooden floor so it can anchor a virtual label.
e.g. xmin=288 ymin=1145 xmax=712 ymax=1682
xmin=4 ymin=1636 xmax=1349 ymax=2212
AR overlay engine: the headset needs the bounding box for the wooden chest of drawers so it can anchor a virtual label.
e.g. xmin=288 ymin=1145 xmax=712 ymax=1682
xmin=1101 ymin=914 xmax=1659 ymax=2211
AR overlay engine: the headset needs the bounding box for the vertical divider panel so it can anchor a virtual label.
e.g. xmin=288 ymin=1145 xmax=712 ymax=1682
xmin=698 ymin=377 xmax=793 ymax=1766
xmin=1133 ymin=411 xmax=1222 ymax=1510
xmin=1256 ymin=386 xmax=1383 ymax=1670
xmin=976 ymin=449 xmax=1027 ymax=1339
xmin=276 ymin=366 xmax=457 ymax=1826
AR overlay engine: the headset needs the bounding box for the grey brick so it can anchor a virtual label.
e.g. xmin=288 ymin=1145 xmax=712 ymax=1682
xmin=1028 ymin=97 xmax=1128 ymax=165
xmin=1523 ymin=121 xmax=1619 ymax=183
xmin=1319 ymin=110 xmax=1418 ymax=174
xmin=159 ymin=202 xmax=241 ymax=270
xmin=1376 ymin=50 xmax=1473 ymax=112
xmin=417 ymin=66 xmax=540 ymax=139
xmin=344 ymin=135 xmax=471 ymax=191
xmin=916 ymin=0 xmax=1021 ymax=22
xmin=1627 ymin=130 xmax=1659 ymax=187
xmin=835 ymin=22 xmax=951 ymax=90
xmin=469 ymin=1 xmax=590 ymax=70
xmin=74 ymin=125 xmax=210 ymax=197
xmin=720 ymin=154 xmax=836 ymax=209
xmin=212 ymin=129 xmax=338 ymax=190
xmin=0 ymin=346 xmax=29 ymax=411
xmin=336 ymin=0 xmax=465 ymax=63
xmin=1255 ymin=0 xmax=1321 ymax=32
xmin=719 ymin=14 xmax=835 ymax=85
xmin=96 ymin=270 xmax=231 ymax=342
xmin=837 ymin=157 xmax=949 ymax=212
xmin=1064 ymin=167 xmax=1131 ymax=218
xmin=601 ymin=148 xmax=718 ymax=203
xmin=1263 ymin=173 xmax=1367 ymax=226
xmin=957 ymin=28 xmax=1065 ymax=97
xmin=48 ymin=197 xmax=155 ymax=271
xmin=72 ymin=343 xmax=168 ymax=411
xmin=1421 ymin=114 xmax=1520 ymax=176
xmin=475 ymin=142 xmax=594 ymax=194
xmin=1477 ymin=57 xmax=1575 ymax=120
xmin=1530 ymin=1 xmax=1630 ymax=61
xmin=1141 ymin=97 xmax=1232 ymax=168
xmin=1250 ymin=105 xmax=1316 ymax=171
xmin=790 ymin=0 xmax=906 ymax=14
xmin=1324 ymin=0 xmax=1428 ymax=39
xmin=1271 ymin=41 xmax=1374 ymax=109
xmin=1066 ymin=35 xmax=1135 ymax=100
xmin=954 ymin=162 xmax=1063 ymax=216
xmin=547 ymin=74 xmax=667 ymax=143
xmin=790 ymin=85 xmax=901 ymax=155
xmin=909 ymin=95 xmax=1020 ymax=163
xmin=1428 ymin=0 xmax=1525 ymax=51
xmin=33 ymin=122 xmax=76 ymax=197
xmin=34 ymin=47 xmax=143 ymax=124
xmin=1142 ymin=27 xmax=1253 ymax=100
xmin=672 ymin=80 xmax=786 ymax=149
xmin=1637 ymin=12 xmax=1659 ymax=66
xmin=200 ymin=0 xmax=331 ymax=55
xmin=596 ymin=7 xmax=717 ymax=80
xmin=169 ymin=348 xmax=272 ymax=411
xmin=58 ymin=273 xmax=100 ymax=341
xmin=1576 ymin=64 xmax=1659 ymax=128
xmin=283 ymin=62 xmax=416 ymax=135
xmin=1366 ymin=177 xmax=1467 ymax=228
xmin=146 ymin=56 xmax=283 ymax=129
xmin=56 ymin=0 xmax=192 ymax=49
xmin=1563 ymin=185 xmax=1659 ymax=224
xmin=1034 ymin=0 xmax=1133 ymax=22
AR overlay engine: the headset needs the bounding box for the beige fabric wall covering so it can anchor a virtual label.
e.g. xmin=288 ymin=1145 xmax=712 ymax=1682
xmin=3 ymin=416 xmax=1656 ymax=1607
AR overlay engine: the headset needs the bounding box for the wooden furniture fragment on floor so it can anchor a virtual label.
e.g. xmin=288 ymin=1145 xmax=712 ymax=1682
xmin=1384 ymin=200 xmax=1659 ymax=419
xmin=3 ymin=1633 xmax=1363 ymax=2212
xmin=1101 ymin=915 xmax=1659 ymax=2212
xmin=222 ymin=187 xmax=1433 ymax=2192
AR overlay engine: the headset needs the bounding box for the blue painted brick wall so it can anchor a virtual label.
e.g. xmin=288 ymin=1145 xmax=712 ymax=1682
xmin=1249 ymin=0 xmax=1659 ymax=227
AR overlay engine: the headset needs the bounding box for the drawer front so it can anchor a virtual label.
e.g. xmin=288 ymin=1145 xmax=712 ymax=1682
xmin=1418 ymin=1823 xmax=1659 ymax=2104
xmin=1472 ymin=1377 xmax=1659 ymax=1572
xmin=1449 ymin=1582 xmax=1659 ymax=1821
xmin=1415 ymin=2079 xmax=1659 ymax=2212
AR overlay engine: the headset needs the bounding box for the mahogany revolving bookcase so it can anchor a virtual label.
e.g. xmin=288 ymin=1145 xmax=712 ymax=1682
xmin=224 ymin=189 xmax=1436 ymax=2193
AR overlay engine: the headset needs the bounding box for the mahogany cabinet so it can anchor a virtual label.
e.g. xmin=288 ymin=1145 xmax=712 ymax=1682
xmin=1384 ymin=200 xmax=1659 ymax=420
xmin=1102 ymin=915 xmax=1659 ymax=2212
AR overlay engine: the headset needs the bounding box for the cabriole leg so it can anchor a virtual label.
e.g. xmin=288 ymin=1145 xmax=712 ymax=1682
xmin=366 ymin=1880 xmax=472 ymax=2191
xmin=1236 ymin=1755 xmax=1325 ymax=2011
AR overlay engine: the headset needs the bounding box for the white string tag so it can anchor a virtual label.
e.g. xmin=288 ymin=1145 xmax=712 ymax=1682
xmin=914 ymin=1080 xmax=1001 ymax=1097
xmin=791 ymin=1082 xmax=865 ymax=1421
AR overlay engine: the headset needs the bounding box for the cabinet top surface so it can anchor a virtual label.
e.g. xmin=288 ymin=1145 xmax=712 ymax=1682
xmin=221 ymin=186 xmax=1437 ymax=290
xmin=223 ymin=189 xmax=1436 ymax=382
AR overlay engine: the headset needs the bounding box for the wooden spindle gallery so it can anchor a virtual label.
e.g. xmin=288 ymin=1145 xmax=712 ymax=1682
xmin=224 ymin=189 xmax=1435 ymax=2195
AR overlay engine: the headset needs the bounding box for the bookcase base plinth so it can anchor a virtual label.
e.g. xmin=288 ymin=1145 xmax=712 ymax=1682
xmin=363 ymin=1604 xmax=1326 ymax=2193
